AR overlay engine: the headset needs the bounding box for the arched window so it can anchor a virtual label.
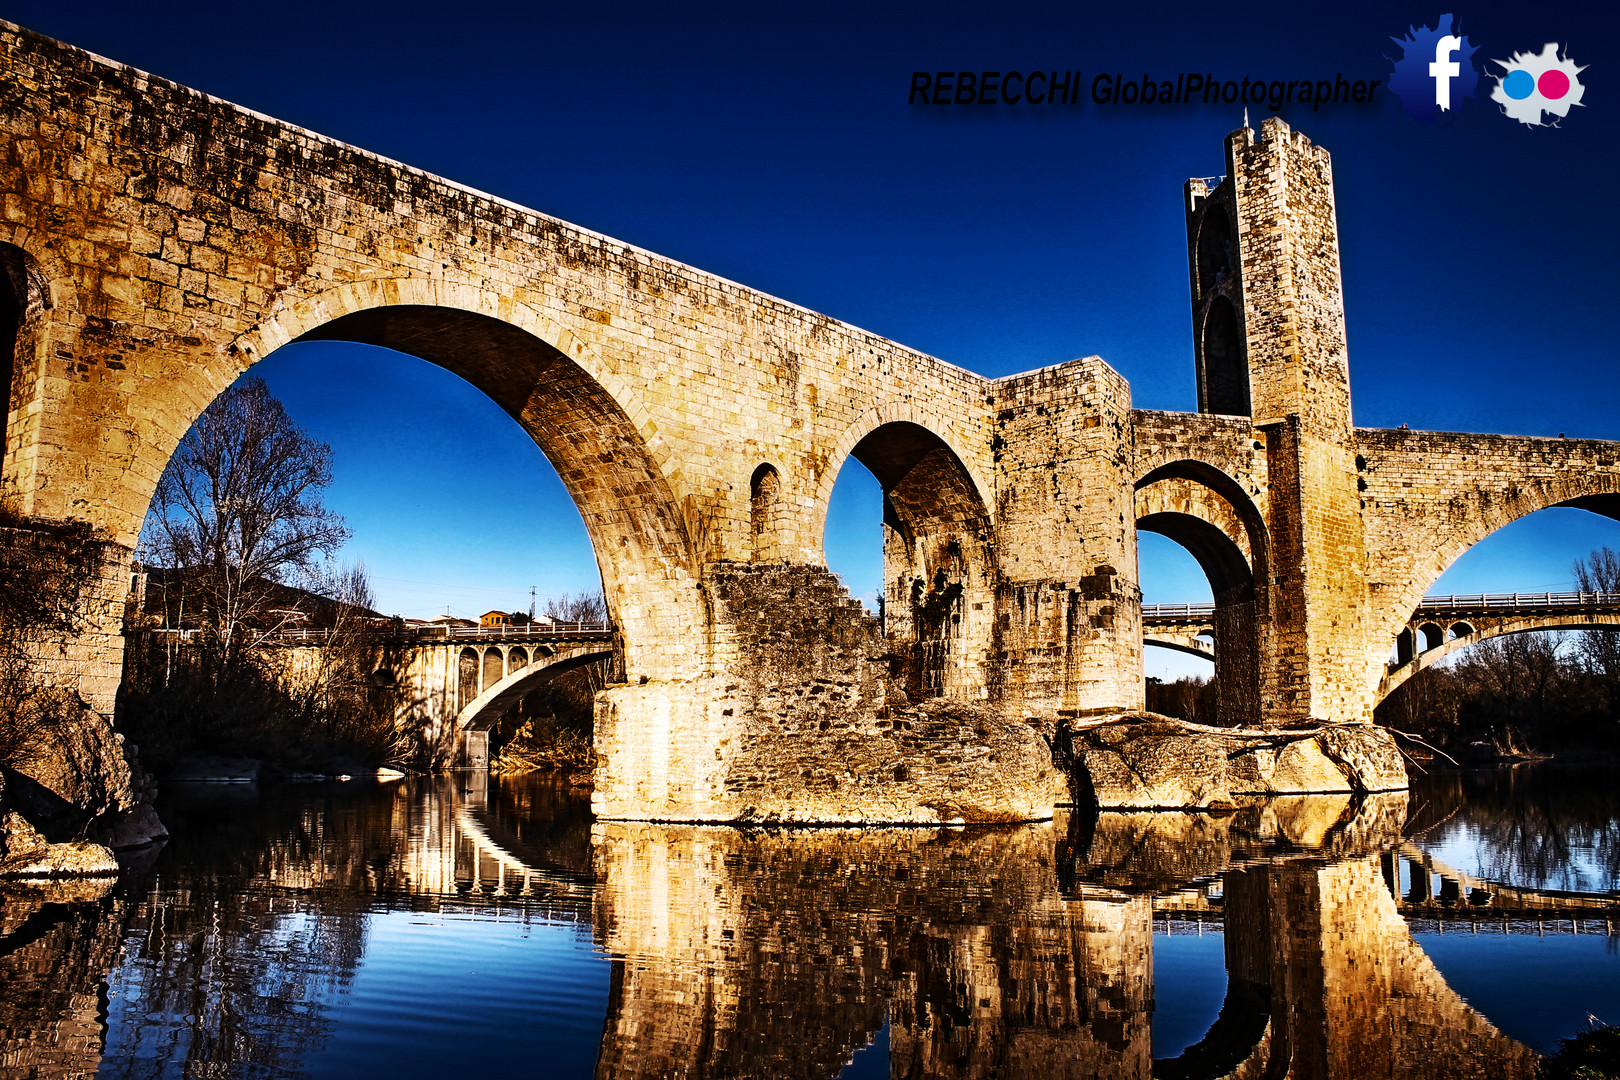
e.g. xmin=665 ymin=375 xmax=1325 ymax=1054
xmin=1201 ymin=297 xmax=1249 ymax=416
xmin=0 ymin=243 xmax=43 ymax=475
xmin=750 ymin=463 xmax=783 ymax=562
xmin=1196 ymin=207 xmax=1234 ymax=297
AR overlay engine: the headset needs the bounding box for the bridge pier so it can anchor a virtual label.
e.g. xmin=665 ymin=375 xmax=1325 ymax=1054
xmin=591 ymin=562 xmax=1068 ymax=824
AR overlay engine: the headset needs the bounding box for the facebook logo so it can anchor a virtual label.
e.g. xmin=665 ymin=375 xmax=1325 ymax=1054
xmin=1388 ymin=14 xmax=1480 ymax=123
xmin=1430 ymin=34 xmax=1463 ymax=110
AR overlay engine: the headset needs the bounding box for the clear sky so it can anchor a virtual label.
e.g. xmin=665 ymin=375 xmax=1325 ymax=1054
xmin=18 ymin=1 xmax=1617 ymax=669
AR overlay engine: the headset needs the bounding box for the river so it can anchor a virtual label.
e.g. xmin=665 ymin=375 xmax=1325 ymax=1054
xmin=0 ymin=767 xmax=1615 ymax=1078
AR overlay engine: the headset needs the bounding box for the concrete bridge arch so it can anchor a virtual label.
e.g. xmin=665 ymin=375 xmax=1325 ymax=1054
xmin=456 ymin=643 xmax=614 ymax=733
xmin=1379 ymin=610 xmax=1620 ymax=701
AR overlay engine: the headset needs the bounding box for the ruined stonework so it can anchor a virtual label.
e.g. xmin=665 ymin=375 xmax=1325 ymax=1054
xmin=591 ymin=563 xmax=1067 ymax=823
xmin=5 ymin=22 xmax=1619 ymax=820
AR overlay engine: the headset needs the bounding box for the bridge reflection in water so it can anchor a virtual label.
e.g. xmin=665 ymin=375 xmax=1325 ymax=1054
xmin=0 ymin=779 xmax=1603 ymax=1078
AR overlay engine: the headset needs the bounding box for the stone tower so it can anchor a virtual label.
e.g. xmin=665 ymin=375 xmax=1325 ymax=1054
xmin=1185 ymin=118 xmax=1373 ymax=722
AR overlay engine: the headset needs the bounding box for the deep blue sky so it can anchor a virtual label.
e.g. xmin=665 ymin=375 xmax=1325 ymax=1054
xmin=17 ymin=2 xmax=1617 ymax=665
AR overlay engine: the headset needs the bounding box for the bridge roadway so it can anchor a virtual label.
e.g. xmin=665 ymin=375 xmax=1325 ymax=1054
xmin=1143 ymin=591 xmax=1620 ymax=703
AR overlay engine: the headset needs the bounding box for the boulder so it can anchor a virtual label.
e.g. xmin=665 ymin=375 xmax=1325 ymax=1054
xmin=1069 ymin=715 xmax=1407 ymax=809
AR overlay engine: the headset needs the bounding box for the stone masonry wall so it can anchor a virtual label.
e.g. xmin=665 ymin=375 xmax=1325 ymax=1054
xmin=990 ymin=357 xmax=1141 ymax=724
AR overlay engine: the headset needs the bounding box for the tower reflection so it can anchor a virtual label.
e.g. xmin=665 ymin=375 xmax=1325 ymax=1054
xmin=593 ymin=794 xmax=1537 ymax=1079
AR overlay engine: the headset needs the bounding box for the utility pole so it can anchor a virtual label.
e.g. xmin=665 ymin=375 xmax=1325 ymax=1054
xmin=529 ymin=586 xmax=537 ymax=621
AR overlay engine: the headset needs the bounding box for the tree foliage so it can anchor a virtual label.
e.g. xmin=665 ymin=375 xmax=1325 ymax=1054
xmin=139 ymin=376 xmax=349 ymax=664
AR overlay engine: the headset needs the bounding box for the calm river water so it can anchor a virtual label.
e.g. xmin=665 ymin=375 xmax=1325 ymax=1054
xmin=0 ymin=767 xmax=1616 ymax=1078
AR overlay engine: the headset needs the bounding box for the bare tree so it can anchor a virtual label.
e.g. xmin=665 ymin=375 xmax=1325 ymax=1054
xmin=138 ymin=376 xmax=349 ymax=667
xmin=544 ymin=590 xmax=607 ymax=625
xmin=1574 ymin=546 xmax=1620 ymax=721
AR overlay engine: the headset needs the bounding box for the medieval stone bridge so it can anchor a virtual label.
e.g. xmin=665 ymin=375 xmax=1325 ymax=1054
xmin=5 ymin=21 xmax=1620 ymax=823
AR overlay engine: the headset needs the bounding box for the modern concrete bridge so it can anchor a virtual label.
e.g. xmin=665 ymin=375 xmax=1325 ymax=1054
xmin=260 ymin=621 xmax=614 ymax=765
xmin=6 ymin=21 xmax=1620 ymax=822
xmin=1146 ymin=591 xmax=1620 ymax=704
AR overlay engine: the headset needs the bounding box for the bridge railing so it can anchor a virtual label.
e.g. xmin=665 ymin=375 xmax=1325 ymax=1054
xmin=1416 ymin=591 xmax=1620 ymax=611
xmin=1145 ymin=592 xmax=1620 ymax=622
xmin=1141 ymin=603 xmax=1215 ymax=619
xmin=144 ymin=621 xmax=618 ymax=647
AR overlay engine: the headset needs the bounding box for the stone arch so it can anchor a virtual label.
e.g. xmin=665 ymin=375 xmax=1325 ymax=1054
xmin=126 ymin=279 xmax=704 ymax=681
xmin=0 ymin=240 xmax=56 ymax=495
xmin=508 ymin=646 xmax=528 ymax=671
xmin=818 ymin=408 xmax=997 ymax=701
xmin=1449 ymin=621 xmax=1473 ymax=639
xmin=1199 ymin=296 xmax=1248 ymax=417
xmin=457 ymin=647 xmax=480 ymax=712
xmin=1135 ymin=461 xmax=1269 ymax=724
xmin=811 ymin=402 xmax=994 ymax=553
xmin=750 ymin=462 xmax=784 ymax=563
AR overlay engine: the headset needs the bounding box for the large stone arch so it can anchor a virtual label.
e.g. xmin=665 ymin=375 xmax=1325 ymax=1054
xmin=126 ymin=279 xmax=704 ymax=681
xmin=816 ymin=405 xmax=998 ymax=701
xmin=1134 ymin=460 xmax=1269 ymax=724
xmin=810 ymin=401 xmax=995 ymax=553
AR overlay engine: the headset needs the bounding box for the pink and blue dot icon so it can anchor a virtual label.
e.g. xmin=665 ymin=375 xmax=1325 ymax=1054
xmin=1491 ymin=43 xmax=1586 ymax=126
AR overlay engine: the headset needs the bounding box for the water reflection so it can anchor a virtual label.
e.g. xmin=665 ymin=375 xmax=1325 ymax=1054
xmin=593 ymin=795 xmax=1535 ymax=1080
xmin=0 ymin=775 xmax=1602 ymax=1078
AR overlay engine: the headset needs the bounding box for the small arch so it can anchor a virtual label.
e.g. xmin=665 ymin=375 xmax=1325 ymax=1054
xmin=0 ymin=242 xmax=47 ymax=480
xmin=1418 ymin=622 xmax=1445 ymax=652
xmin=481 ymin=648 xmax=504 ymax=692
xmin=1199 ymin=296 xmax=1249 ymax=417
xmin=1395 ymin=628 xmax=1415 ymax=666
xmin=508 ymin=646 xmax=528 ymax=671
xmin=1449 ymin=621 xmax=1474 ymax=640
xmin=750 ymin=462 xmax=784 ymax=563
xmin=457 ymin=647 xmax=480 ymax=711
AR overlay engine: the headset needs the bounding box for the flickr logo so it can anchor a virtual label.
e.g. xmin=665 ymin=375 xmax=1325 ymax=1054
xmin=1491 ymin=43 xmax=1586 ymax=126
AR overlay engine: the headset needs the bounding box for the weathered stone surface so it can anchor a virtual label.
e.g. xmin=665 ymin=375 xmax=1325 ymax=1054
xmin=0 ymin=836 xmax=118 ymax=877
xmin=1070 ymin=718 xmax=1406 ymax=809
xmin=1061 ymin=791 xmax=1408 ymax=893
xmin=594 ymin=563 xmax=1070 ymax=823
